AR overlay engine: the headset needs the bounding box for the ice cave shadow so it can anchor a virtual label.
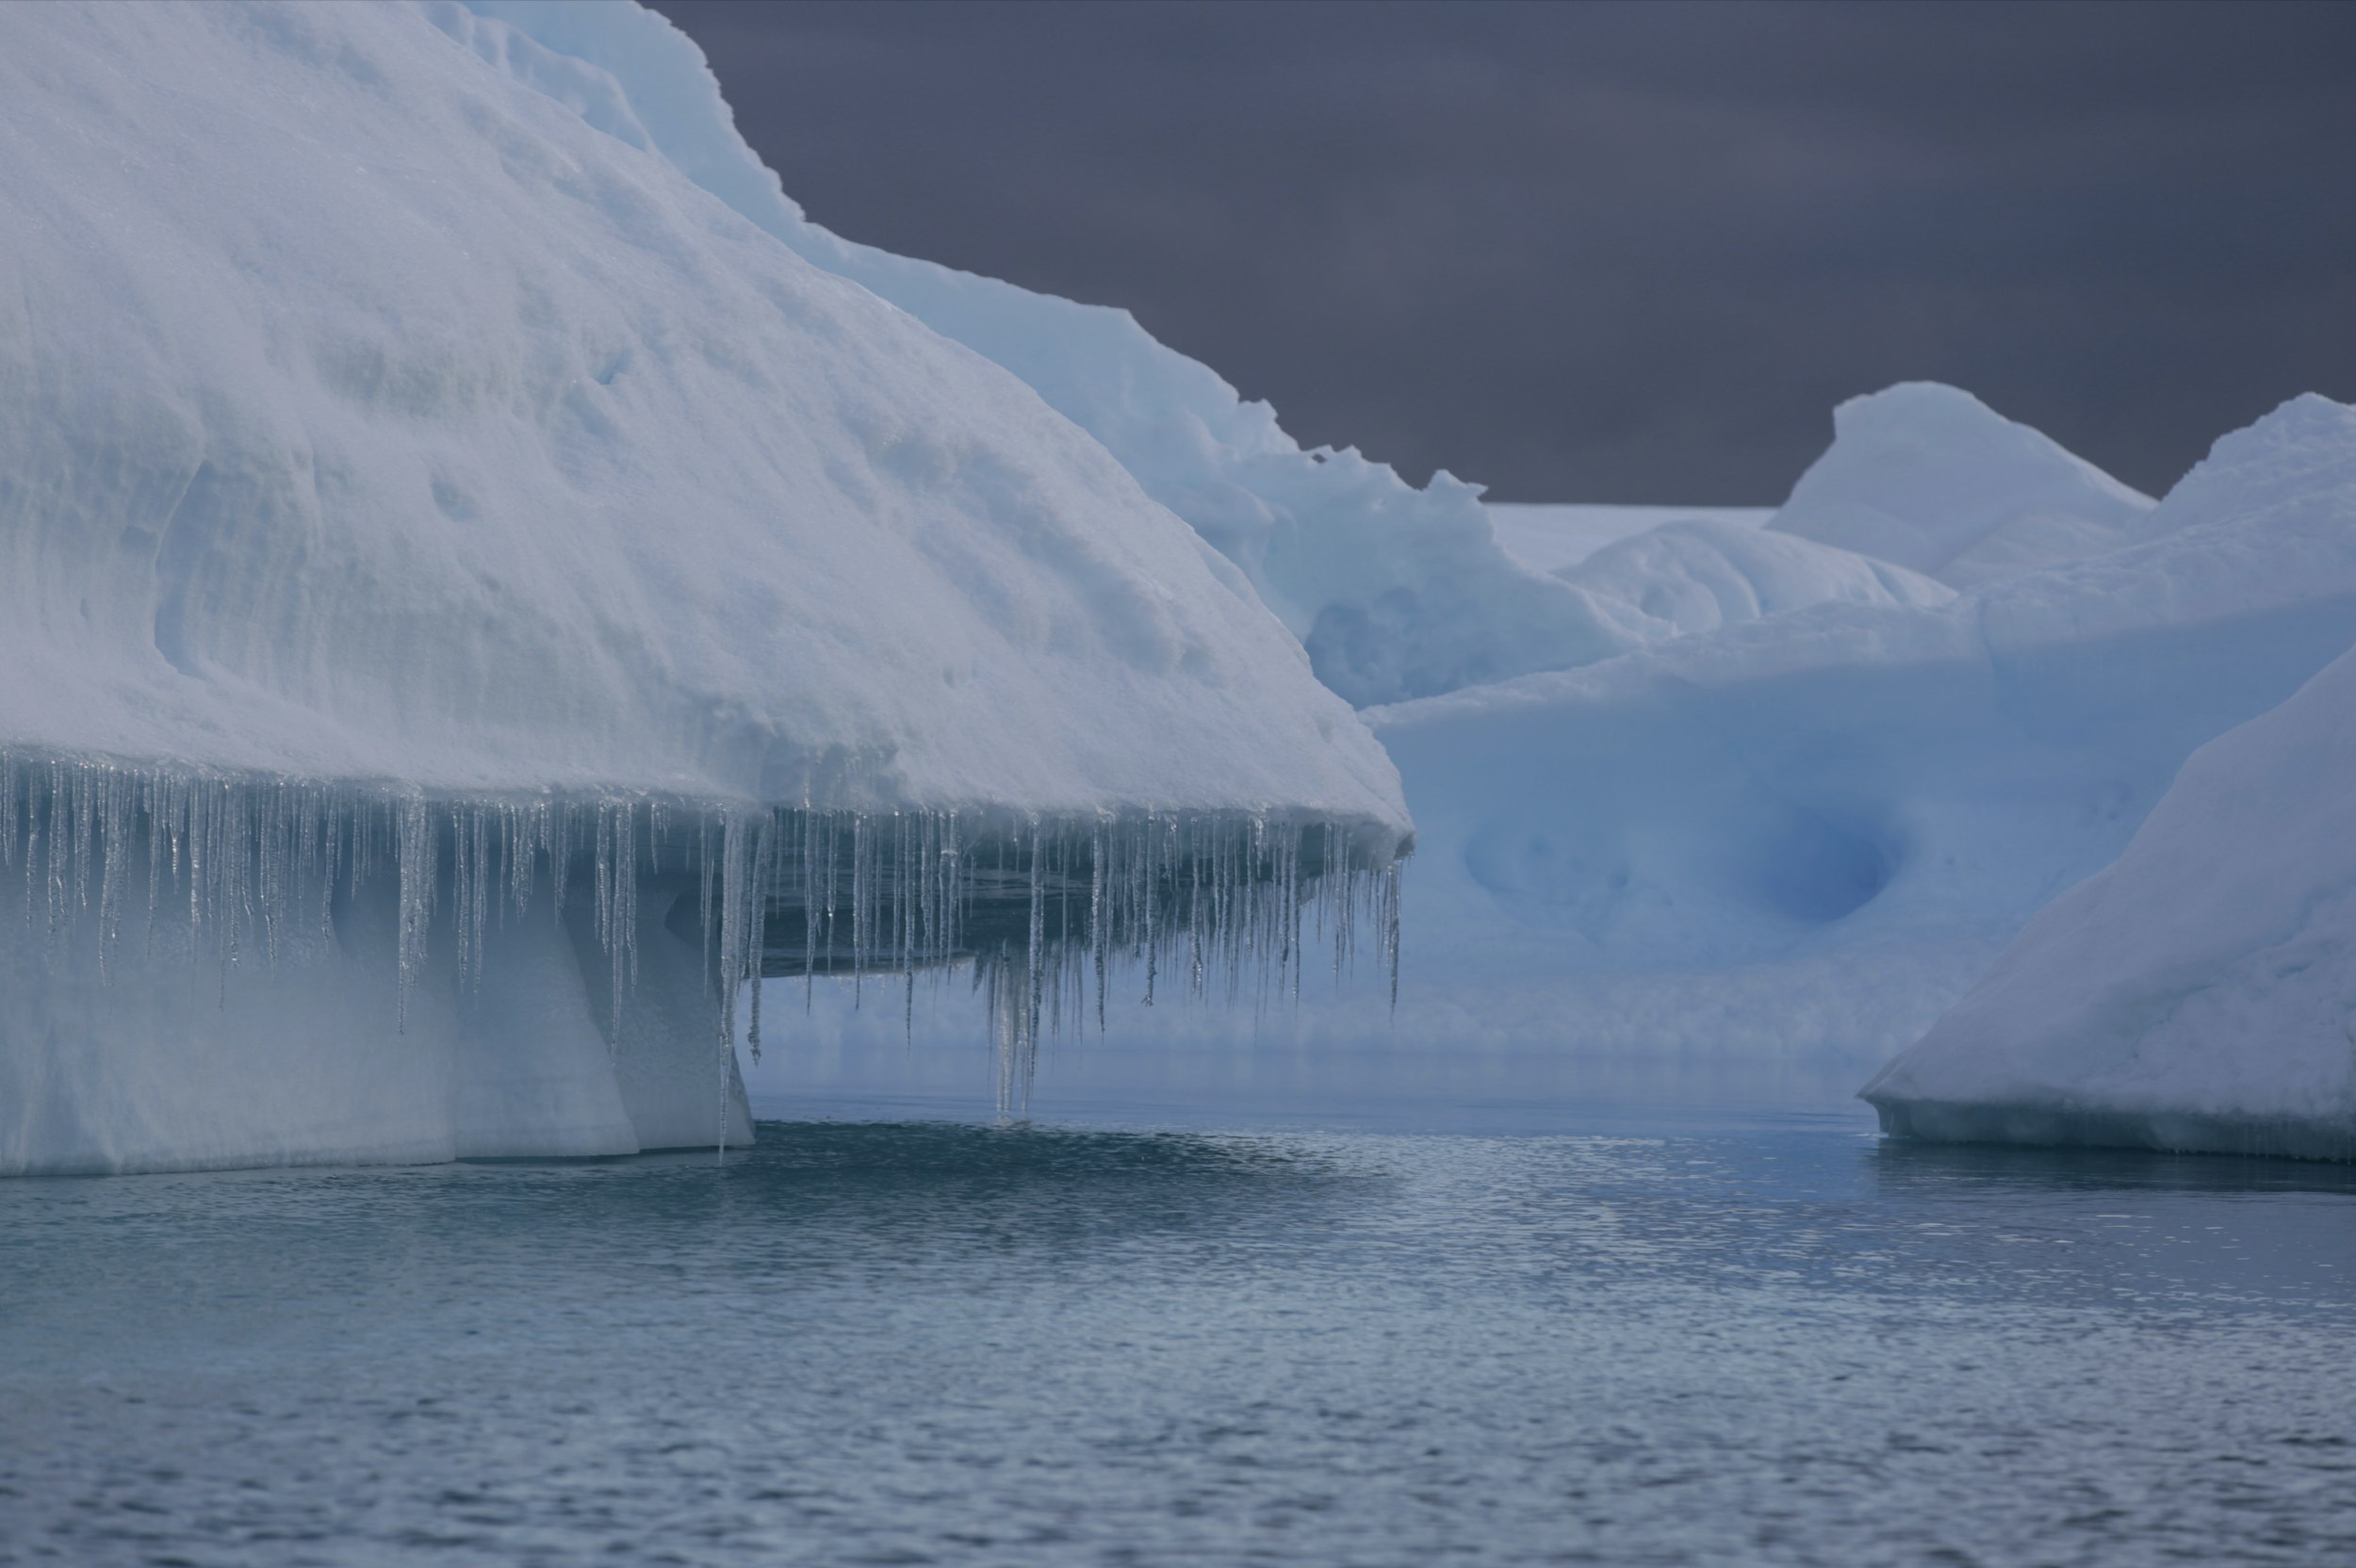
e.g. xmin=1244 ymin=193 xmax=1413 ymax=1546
xmin=1868 ymin=1137 xmax=2356 ymax=1198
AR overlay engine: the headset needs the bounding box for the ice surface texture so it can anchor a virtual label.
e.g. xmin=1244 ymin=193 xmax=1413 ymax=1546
xmin=751 ymin=395 xmax=2356 ymax=1138
xmin=1866 ymin=397 xmax=2356 ymax=1158
xmin=1482 ymin=504 xmax=1775 ymax=577
xmin=0 ymin=2 xmax=1402 ymax=823
xmin=0 ymin=2 xmax=1406 ymax=1172
xmin=1560 ymin=518 xmax=1955 ymax=640
xmin=1769 ymin=383 xmax=2157 ymax=587
xmin=1328 ymin=395 xmax=2356 ymax=1085
xmin=450 ymin=0 xmax=1664 ymax=708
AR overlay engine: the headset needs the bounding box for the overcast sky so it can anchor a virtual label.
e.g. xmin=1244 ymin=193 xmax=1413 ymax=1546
xmin=647 ymin=0 xmax=2355 ymax=504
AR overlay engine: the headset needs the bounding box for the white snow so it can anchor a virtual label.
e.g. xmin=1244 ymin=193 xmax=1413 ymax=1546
xmin=1768 ymin=383 xmax=2157 ymax=587
xmin=1863 ymin=639 xmax=2356 ymax=1159
xmin=0 ymin=1 xmax=1405 ymax=1174
xmin=1484 ymin=503 xmax=1774 ymax=575
xmin=1344 ymin=395 xmax=2356 ymax=1072
xmin=452 ymin=1 xmax=1670 ymax=709
xmin=0 ymin=0 xmax=1400 ymax=824
xmin=1561 ymin=519 xmax=1954 ymax=639
xmin=1864 ymin=397 xmax=2356 ymax=1158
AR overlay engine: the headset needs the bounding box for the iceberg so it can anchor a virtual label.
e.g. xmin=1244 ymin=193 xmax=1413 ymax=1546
xmin=1864 ymin=397 xmax=2356 ymax=1158
xmin=1483 ymin=504 xmax=1775 ymax=577
xmin=756 ymin=392 xmax=2356 ymax=1127
xmin=0 ymin=1 xmax=1408 ymax=1174
xmin=447 ymin=1 xmax=1660 ymax=710
xmin=1560 ymin=518 xmax=1955 ymax=640
xmin=1290 ymin=394 xmax=2356 ymax=1076
xmin=1768 ymin=383 xmax=2157 ymax=587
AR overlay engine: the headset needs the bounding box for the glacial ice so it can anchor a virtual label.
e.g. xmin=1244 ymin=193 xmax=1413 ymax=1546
xmin=1483 ymin=504 xmax=1775 ymax=576
xmin=1768 ymin=383 xmax=2157 ymax=587
xmin=1864 ymin=396 xmax=2356 ymax=1158
xmin=1352 ymin=394 xmax=2356 ymax=1072
xmin=741 ymin=392 xmax=2356 ymax=1147
xmin=450 ymin=0 xmax=1665 ymax=709
xmin=1560 ymin=518 xmax=1955 ymax=640
xmin=1861 ymin=642 xmax=2356 ymax=1159
xmin=0 ymin=1 xmax=1407 ymax=1173
xmin=10 ymin=0 xmax=2351 ymax=1165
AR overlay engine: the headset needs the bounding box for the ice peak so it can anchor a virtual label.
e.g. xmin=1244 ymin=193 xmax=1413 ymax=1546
xmin=1769 ymin=382 xmax=2155 ymax=587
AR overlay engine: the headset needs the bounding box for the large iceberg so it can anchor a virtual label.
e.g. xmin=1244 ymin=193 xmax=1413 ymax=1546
xmin=1864 ymin=396 xmax=2356 ymax=1158
xmin=0 ymin=1 xmax=1408 ymax=1173
xmin=445 ymin=1 xmax=1661 ymax=710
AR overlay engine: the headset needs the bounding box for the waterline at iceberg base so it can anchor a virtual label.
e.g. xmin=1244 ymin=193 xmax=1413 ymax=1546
xmin=0 ymin=755 xmax=1402 ymax=1176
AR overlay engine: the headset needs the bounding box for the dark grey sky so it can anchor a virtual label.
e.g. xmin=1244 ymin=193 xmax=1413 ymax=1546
xmin=647 ymin=0 xmax=2355 ymax=503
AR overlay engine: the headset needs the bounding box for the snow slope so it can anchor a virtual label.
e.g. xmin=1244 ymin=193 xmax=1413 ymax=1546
xmin=0 ymin=1 xmax=1404 ymax=1173
xmin=1864 ymin=400 xmax=2356 ymax=1158
xmin=1768 ymin=384 xmax=2157 ymax=587
xmin=1561 ymin=519 xmax=1954 ymax=640
xmin=0 ymin=1 xmax=1399 ymax=824
xmin=451 ymin=0 xmax=1661 ymax=708
xmin=1484 ymin=504 xmax=1774 ymax=575
xmin=1861 ymin=642 xmax=2356 ymax=1159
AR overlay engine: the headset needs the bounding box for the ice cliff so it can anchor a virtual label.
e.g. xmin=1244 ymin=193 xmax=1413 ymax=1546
xmin=0 ymin=1 xmax=1408 ymax=1173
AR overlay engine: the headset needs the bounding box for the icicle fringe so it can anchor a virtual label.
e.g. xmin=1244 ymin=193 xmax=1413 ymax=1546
xmin=0 ymin=750 xmax=1407 ymax=1119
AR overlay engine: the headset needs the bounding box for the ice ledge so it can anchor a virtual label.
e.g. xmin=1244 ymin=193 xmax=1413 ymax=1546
xmin=0 ymin=754 xmax=1403 ymax=1175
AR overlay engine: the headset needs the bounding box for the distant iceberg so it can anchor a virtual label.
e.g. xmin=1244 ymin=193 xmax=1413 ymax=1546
xmin=1230 ymin=393 xmax=2356 ymax=1086
xmin=0 ymin=2 xmax=1408 ymax=1173
xmin=1767 ymin=383 xmax=2157 ymax=588
xmin=1560 ymin=517 xmax=1955 ymax=640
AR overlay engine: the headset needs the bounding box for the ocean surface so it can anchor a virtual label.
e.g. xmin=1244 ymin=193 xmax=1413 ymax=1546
xmin=4 ymin=1087 xmax=2354 ymax=1567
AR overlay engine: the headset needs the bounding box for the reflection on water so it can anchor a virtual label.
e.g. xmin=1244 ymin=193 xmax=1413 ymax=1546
xmin=3 ymin=1119 xmax=2352 ymax=1566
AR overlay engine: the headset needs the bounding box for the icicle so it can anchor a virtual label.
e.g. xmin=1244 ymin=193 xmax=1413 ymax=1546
xmin=0 ymin=752 xmax=1408 ymax=1118
xmin=395 ymin=792 xmax=432 ymax=1032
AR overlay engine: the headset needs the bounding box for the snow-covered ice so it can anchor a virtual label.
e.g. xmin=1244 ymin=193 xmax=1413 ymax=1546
xmin=1561 ymin=519 xmax=1954 ymax=640
xmin=1769 ymin=383 xmax=2157 ymax=587
xmin=0 ymin=1 xmax=1406 ymax=1173
xmin=1862 ymin=640 xmax=2356 ymax=1159
xmin=1484 ymin=504 xmax=1774 ymax=576
xmin=1864 ymin=396 xmax=2356 ymax=1157
xmin=1356 ymin=395 xmax=2356 ymax=1070
xmin=8 ymin=0 xmax=2353 ymax=1168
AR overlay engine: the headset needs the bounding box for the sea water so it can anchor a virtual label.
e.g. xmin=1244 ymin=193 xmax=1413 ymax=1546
xmin=3 ymin=1094 xmax=2353 ymax=1566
